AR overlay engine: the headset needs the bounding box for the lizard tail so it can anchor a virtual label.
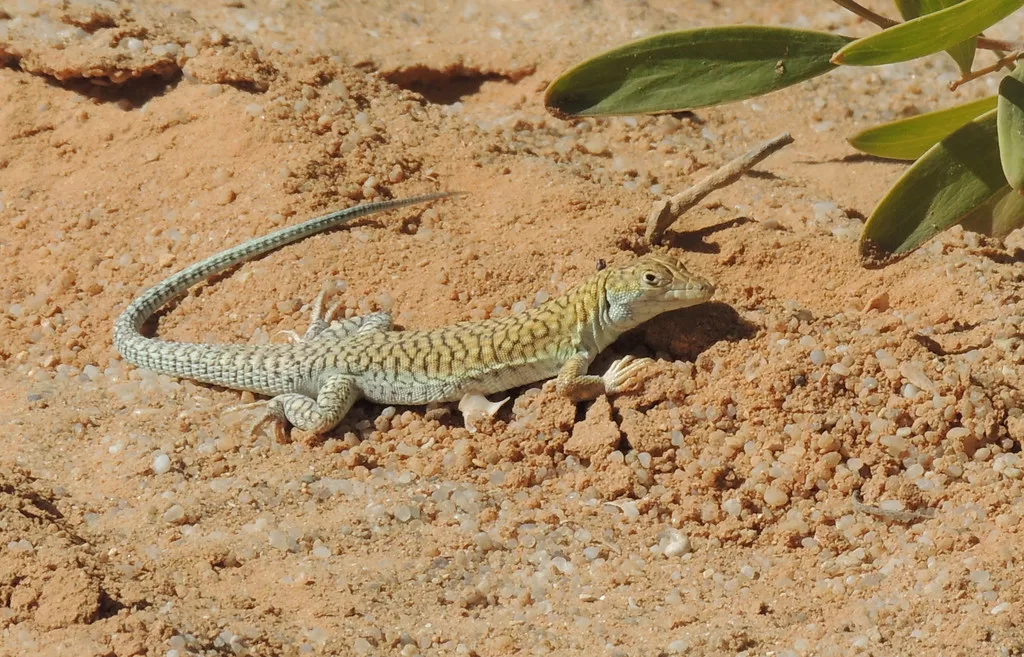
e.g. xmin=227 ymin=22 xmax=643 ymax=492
xmin=112 ymin=192 xmax=458 ymax=376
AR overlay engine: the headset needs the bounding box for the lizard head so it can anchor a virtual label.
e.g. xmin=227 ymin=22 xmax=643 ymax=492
xmin=603 ymin=254 xmax=714 ymax=326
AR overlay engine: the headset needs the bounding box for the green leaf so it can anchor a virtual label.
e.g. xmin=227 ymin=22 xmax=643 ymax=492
xmin=998 ymin=65 xmax=1024 ymax=191
xmin=834 ymin=0 xmax=1022 ymax=67
xmin=848 ymin=95 xmax=997 ymax=160
xmin=893 ymin=0 xmax=976 ymax=73
xmin=860 ymin=109 xmax=1006 ymax=262
xmin=544 ymin=27 xmax=853 ymax=117
xmin=959 ymin=185 xmax=1024 ymax=237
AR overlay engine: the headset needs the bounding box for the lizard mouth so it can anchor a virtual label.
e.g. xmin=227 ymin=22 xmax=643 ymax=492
xmin=666 ymin=279 xmax=715 ymax=304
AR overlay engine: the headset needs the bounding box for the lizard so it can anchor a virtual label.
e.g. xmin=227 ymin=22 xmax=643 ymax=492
xmin=113 ymin=192 xmax=715 ymax=439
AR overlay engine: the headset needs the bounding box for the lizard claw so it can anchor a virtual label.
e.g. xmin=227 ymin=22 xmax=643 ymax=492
xmin=602 ymin=355 xmax=655 ymax=395
xmin=323 ymin=298 xmax=345 ymax=324
xmin=276 ymin=329 xmax=305 ymax=344
xmin=224 ymin=399 xmax=266 ymax=413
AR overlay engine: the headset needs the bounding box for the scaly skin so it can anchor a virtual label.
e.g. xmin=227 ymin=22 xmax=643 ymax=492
xmin=113 ymin=193 xmax=714 ymax=436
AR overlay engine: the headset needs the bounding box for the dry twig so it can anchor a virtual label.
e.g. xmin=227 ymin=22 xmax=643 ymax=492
xmin=644 ymin=133 xmax=793 ymax=245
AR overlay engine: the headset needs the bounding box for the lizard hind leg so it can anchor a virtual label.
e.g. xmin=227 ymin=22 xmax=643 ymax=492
xmin=298 ymin=280 xmax=393 ymax=342
xmin=309 ymin=311 xmax=393 ymax=342
xmin=258 ymin=374 xmax=362 ymax=440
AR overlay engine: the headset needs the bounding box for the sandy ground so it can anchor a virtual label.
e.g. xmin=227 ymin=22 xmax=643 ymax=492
xmin=2 ymin=1 xmax=1024 ymax=655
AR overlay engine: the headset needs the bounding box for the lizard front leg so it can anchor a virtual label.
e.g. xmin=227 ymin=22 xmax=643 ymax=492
xmin=555 ymin=353 xmax=653 ymax=401
xmin=258 ymin=373 xmax=361 ymax=439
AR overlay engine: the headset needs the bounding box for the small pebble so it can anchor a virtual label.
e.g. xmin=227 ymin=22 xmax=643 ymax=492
xmin=268 ymin=530 xmax=290 ymax=551
xmin=152 ymin=453 xmax=171 ymax=475
xmin=763 ymin=486 xmax=789 ymax=508
xmin=664 ymin=531 xmax=691 ymax=558
xmin=162 ymin=504 xmax=185 ymax=524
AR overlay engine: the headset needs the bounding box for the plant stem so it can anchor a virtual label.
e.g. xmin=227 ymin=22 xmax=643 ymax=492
xmin=979 ymin=37 xmax=1024 ymax=52
xmin=950 ymin=50 xmax=1023 ymax=90
xmin=830 ymin=0 xmax=896 ymax=29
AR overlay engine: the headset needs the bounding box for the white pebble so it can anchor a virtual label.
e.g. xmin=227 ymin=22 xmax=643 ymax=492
xmin=763 ymin=486 xmax=788 ymax=508
xmin=664 ymin=531 xmax=691 ymax=558
xmin=268 ymin=529 xmax=290 ymax=551
xmin=875 ymin=349 xmax=898 ymax=369
xmin=830 ymin=362 xmax=850 ymax=376
xmin=902 ymin=383 xmax=921 ymax=399
xmin=152 ymin=453 xmax=171 ymax=475
xmin=620 ymin=501 xmax=640 ymax=519
xmin=162 ymin=504 xmax=185 ymax=524
xmin=812 ymin=201 xmax=838 ymax=221
xmin=879 ymin=435 xmax=907 ymax=455
xmin=947 ymin=427 xmax=970 ymax=440
xmin=899 ymin=362 xmax=934 ymax=391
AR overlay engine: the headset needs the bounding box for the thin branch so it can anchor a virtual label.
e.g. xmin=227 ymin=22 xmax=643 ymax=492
xmin=979 ymin=36 xmax=1024 ymax=52
xmin=950 ymin=50 xmax=1023 ymax=91
xmin=829 ymin=0 xmax=1024 ymax=52
xmin=830 ymin=0 xmax=896 ymax=29
xmin=644 ymin=133 xmax=794 ymax=245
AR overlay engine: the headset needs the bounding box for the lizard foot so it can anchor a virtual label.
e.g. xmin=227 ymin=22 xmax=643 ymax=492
xmin=302 ymin=281 xmax=347 ymax=341
xmin=224 ymin=399 xmax=290 ymax=443
xmin=250 ymin=408 xmax=290 ymax=444
xmin=458 ymin=393 xmax=509 ymax=434
xmin=602 ymin=355 xmax=655 ymax=395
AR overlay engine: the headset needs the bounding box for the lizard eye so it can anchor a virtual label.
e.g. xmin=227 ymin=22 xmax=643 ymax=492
xmin=642 ymin=271 xmax=659 ymax=285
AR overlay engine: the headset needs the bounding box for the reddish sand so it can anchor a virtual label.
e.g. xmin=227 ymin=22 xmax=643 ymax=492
xmin=2 ymin=2 xmax=1023 ymax=655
